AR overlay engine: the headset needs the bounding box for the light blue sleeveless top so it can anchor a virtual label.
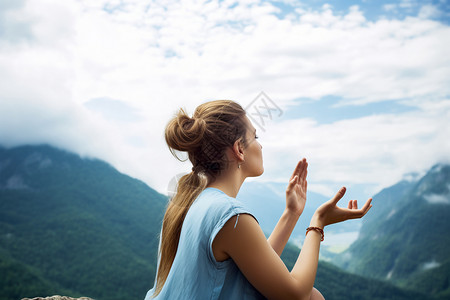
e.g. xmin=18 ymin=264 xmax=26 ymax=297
xmin=144 ymin=187 xmax=265 ymax=300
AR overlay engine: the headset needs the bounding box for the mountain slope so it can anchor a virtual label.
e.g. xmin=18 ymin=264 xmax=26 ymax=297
xmin=337 ymin=164 xmax=450 ymax=297
xmin=0 ymin=145 xmax=167 ymax=300
xmin=281 ymin=243 xmax=430 ymax=300
xmin=0 ymin=253 xmax=72 ymax=300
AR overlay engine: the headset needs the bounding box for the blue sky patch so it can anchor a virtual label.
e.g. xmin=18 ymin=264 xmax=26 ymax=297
xmin=267 ymin=0 xmax=450 ymax=24
xmin=281 ymin=95 xmax=418 ymax=124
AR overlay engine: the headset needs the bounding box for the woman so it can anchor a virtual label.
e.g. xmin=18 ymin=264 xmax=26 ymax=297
xmin=145 ymin=100 xmax=372 ymax=300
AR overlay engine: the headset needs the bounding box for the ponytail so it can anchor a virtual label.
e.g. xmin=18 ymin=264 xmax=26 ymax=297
xmin=153 ymin=171 xmax=207 ymax=296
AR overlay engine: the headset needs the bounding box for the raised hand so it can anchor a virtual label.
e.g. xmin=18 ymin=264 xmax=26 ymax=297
xmin=311 ymin=187 xmax=372 ymax=228
xmin=285 ymin=158 xmax=308 ymax=216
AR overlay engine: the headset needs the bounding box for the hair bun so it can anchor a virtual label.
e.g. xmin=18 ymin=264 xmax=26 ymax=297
xmin=165 ymin=109 xmax=207 ymax=153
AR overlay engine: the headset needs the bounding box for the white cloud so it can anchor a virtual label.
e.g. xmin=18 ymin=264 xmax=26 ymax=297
xmin=383 ymin=4 xmax=397 ymax=12
xmin=421 ymin=259 xmax=441 ymax=270
xmin=418 ymin=5 xmax=442 ymax=19
xmin=424 ymin=194 xmax=450 ymax=204
xmin=386 ymin=209 xmax=397 ymax=220
xmin=0 ymin=0 xmax=449 ymax=194
xmin=399 ymin=0 xmax=416 ymax=9
xmin=424 ymin=184 xmax=450 ymax=205
xmin=260 ymin=99 xmax=450 ymax=196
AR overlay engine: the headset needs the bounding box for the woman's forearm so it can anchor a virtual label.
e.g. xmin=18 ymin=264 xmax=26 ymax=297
xmin=290 ymin=217 xmax=323 ymax=296
xmin=267 ymin=209 xmax=300 ymax=256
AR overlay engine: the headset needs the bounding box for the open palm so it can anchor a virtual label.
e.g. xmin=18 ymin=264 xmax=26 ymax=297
xmin=312 ymin=187 xmax=373 ymax=228
xmin=285 ymin=158 xmax=308 ymax=216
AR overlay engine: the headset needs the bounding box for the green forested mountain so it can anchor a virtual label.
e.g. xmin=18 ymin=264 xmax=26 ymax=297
xmin=336 ymin=164 xmax=450 ymax=298
xmin=0 ymin=145 xmax=436 ymax=299
xmin=0 ymin=145 xmax=167 ymax=300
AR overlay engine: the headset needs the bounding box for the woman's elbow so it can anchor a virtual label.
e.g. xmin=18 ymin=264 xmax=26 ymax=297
xmin=279 ymin=285 xmax=311 ymax=300
xmin=285 ymin=286 xmax=323 ymax=300
xmin=293 ymin=287 xmax=325 ymax=300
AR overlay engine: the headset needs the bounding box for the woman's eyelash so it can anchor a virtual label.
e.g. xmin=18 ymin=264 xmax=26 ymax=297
xmin=255 ymin=135 xmax=259 ymax=139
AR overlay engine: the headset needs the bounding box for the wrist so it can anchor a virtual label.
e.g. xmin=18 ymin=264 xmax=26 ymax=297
xmin=306 ymin=226 xmax=324 ymax=241
xmin=284 ymin=208 xmax=302 ymax=219
xmin=309 ymin=214 xmax=325 ymax=229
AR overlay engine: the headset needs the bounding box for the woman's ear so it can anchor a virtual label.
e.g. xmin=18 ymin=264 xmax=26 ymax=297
xmin=232 ymin=138 xmax=245 ymax=162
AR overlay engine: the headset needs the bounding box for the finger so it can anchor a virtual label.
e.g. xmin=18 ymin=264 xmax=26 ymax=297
xmin=291 ymin=158 xmax=306 ymax=179
xmin=290 ymin=160 xmax=302 ymax=179
xmin=354 ymin=200 xmax=358 ymax=209
xmin=360 ymin=198 xmax=372 ymax=214
xmin=331 ymin=187 xmax=346 ymax=204
xmin=361 ymin=204 xmax=373 ymax=217
xmin=286 ymin=175 xmax=298 ymax=192
xmin=348 ymin=198 xmax=373 ymax=218
xmin=348 ymin=200 xmax=352 ymax=209
xmin=298 ymin=165 xmax=308 ymax=187
xmin=299 ymin=160 xmax=308 ymax=180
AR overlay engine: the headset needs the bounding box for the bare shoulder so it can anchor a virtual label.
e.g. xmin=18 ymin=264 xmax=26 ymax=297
xmin=213 ymin=213 xmax=301 ymax=300
xmin=212 ymin=213 xmax=258 ymax=262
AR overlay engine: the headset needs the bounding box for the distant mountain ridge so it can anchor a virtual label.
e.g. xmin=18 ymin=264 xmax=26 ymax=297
xmin=0 ymin=144 xmax=437 ymax=299
xmin=336 ymin=163 xmax=450 ymax=298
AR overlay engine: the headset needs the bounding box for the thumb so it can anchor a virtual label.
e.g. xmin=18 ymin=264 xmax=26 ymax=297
xmin=331 ymin=187 xmax=346 ymax=204
xmin=287 ymin=175 xmax=298 ymax=190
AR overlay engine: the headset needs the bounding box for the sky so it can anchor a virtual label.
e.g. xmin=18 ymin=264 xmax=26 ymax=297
xmin=0 ymin=0 xmax=449 ymax=201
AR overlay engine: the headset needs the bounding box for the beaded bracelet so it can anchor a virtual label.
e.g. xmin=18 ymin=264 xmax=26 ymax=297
xmin=306 ymin=226 xmax=324 ymax=241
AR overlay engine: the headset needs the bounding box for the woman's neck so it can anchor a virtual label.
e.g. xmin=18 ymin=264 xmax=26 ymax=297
xmin=206 ymin=168 xmax=246 ymax=198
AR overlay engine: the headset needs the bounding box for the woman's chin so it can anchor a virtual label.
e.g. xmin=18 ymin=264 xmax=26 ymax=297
xmin=246 ymin=166 xmax=264 ymax=177
xmin=256 ymin=167 xmax=264 ymax=177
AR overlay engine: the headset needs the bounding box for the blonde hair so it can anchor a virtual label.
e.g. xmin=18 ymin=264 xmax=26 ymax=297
xmin=153 ymin=100 xmax=248 ymax=296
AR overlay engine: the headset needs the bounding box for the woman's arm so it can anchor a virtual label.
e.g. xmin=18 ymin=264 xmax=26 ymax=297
xmin=214 ymin=213 xmax=314 ymax=300
xmin=268 ymin=159 xmax=307 ymax=255
xmin=213 ymin=186 xmax=372 ymax=300
xmin=268 ymin=210 xmax=301 ymax=256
